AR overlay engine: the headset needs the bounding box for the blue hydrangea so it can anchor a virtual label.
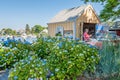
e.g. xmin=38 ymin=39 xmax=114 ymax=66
xmin=58 ymin=42 xmax=63 ymax=48
xmin=91 ymin=56 xmax=94 ymax=58
xmin=29 ymin=57 xmax=33 ymax=61
xmin=28 ymin=61 xmax=30 ymax=64
xmin=13 ymin=69 xmax=16 ymax=72
xmin=64 ymin=50 xmax=68 ymax=53
xmin=41 ymin=59 xmax=46 ymax=65
xmin=47 ymin=39 xmax=52 ymax=42
xmin=14 ymin=76 xmax=18 ymax=80
xmin=9 ymin=44 xmax=12 ymax=48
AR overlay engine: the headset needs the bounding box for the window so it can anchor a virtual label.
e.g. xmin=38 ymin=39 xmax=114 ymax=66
xmin=56 ymin=26 xmax=64 ymax=36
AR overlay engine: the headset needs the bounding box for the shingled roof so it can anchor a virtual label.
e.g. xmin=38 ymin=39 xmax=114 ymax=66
xmin=48 ymin=4 xmax=92 ymax=24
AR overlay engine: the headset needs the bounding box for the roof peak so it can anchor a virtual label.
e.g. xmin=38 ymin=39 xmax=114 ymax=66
xmin=65 ymin=4 xmax=92 ymax=11
xmin=48 ymin=4 xmax=93 ymax=23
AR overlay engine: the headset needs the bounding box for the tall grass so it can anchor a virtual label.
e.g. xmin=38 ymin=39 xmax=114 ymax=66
xmin=96 ymin=40 xmax=120 ymax=79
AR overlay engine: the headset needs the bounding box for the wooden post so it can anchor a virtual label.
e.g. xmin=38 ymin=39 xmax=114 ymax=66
xmin=81 ymin=22 xmax=84 ymax=40
xmin=73 ymin=20 xmax=76 ymax=40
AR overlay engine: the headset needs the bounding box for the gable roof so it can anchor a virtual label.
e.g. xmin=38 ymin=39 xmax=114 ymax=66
xmin=48 ymin=4 xmax=95 ymax=24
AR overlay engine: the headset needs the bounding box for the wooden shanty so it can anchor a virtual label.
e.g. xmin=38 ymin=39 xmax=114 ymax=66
xmin=47 ymin=4 xmax=100 ymax=40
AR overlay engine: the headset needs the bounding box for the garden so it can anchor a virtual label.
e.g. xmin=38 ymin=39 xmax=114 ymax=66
xmin=0 ymin=37 xmax=120 ymax=80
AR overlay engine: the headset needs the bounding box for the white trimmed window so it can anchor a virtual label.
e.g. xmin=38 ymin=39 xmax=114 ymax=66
xmin=56 ymin=26 xmax=64 ymax=36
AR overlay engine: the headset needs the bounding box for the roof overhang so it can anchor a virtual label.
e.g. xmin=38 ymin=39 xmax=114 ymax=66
xmin=109 ymin=21 xmax=120 ymax=31
xmin=109 ymin=28 xmax=120 ymax=31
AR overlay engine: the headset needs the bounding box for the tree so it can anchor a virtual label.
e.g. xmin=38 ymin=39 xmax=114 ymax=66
xmin=83 ymin=0 xmax=120 ymax=22
xmin=4 ymin=28 xmax=13 ymax=35
xmin=31 ymin=25 xmax=44 ymax=34
xmin=1 ymin=28 xmax=17 ymax=35
xmin=0 ymin=28 xmax=5 ymax=35
xmin=25 ymin=24 xmax=31 ymax=35
xmin=12 ymin=30 xmax=17 ymax=35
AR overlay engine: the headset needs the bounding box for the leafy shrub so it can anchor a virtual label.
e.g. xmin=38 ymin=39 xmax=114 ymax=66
xmin=44 ymin=39 xmax=99 ymax=80
xmin=0 ymin=47 xmax=13 ymax=70
xmin=8 ymin=52 xmax=44 ymax=80
xmin=0 ymin=38 xmax=99 ymax=80
xmin=32 ymin=38 xmax=53 ymax=59
xmin=0 ymin=42 xmax=32 ymax=70
xmin=55 ymin=32 xmax=62 ymax=36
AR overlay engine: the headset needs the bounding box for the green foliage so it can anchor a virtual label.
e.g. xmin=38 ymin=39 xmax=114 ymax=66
xmin=32 ymin=38 xmax=52 ymax=59
xmin=95 ymin=40 xmax=120 ymax=79
xmin=55 ymin=32 xmax=62 ymax=36
xmin=8 ymin=52 xmax=44 ymax=80
xmin=0 ymin=47 xmax=15 ymax=70
xmin=0 ymin=42 xmax=32 ymax=70
xmin=45 ymin=39 xmax=99 ymax=80
xmin=0 ymin=38 xmax=99 ymax=80
xmin=100 ymin=0 xmax=120 ymax=21
xmin=31 ymin=25 xmax=44 ymax=34
xmin=0 ymin=28 xmax=17 ymax=35
xmin=83 ymin=0 xmax=120 ymax=21
xmin=0 ymin=24 xmax=45 ymax=36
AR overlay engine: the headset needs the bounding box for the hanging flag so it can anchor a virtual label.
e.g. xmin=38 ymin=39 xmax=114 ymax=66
xmin=96 ymin=24 xmax=104 ymax=40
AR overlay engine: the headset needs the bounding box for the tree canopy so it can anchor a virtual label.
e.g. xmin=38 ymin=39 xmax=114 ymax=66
xmin=0 ymin=24 xmax=45 ymax=36
xmin=0 ymin=28 xmax=17 ymax=35
xmin=83 ymin=0 xmax=120 ymax=22
xmin=31 ymin=25 xmax=45 ymax=34
xmin=25 ymin=24 xmax=31 ymax=35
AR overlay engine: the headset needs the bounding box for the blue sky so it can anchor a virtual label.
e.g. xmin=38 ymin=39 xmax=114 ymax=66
xmin=0 ymin=0 xmax=103 ymax=30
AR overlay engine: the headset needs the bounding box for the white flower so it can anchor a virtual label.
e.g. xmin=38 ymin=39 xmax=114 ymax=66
xmin=83 ymin=51 xmax=86 ymax=53
xmin=51 ymin=73 xmax=54 ymax=76
xmin=39 ymin=71 xmax=42 ymax=74
xmin=13 ymin=69 xmax=16 ymax=72
xmin=79 ymin=54 xmax=84 ymax=56
xmin=55 ymin=68 xmax=59 ymax=72
xmin=68 ymin=61 xmax=72 ymax=64
xmin=32 ymin=65 xmax=34 ymax=67
xmin=64 ymin=50 xmax=68 ymax=53
xmin=12 ymin=47 xmax=17 ymax=50
xmin=59 ymin=52 xmax=62 ymax=54
xmin=76 ymin=45 xmax=79 ymax=47
xmin=91 ymin=56 xmax=94 ymax=58
xmin=71 ymin=48 xmax=73 ymax=50
xmin=37 ymin=64 xmax=40 ymax=67
xmin=0 ymin=43 xmax=2 ymax=47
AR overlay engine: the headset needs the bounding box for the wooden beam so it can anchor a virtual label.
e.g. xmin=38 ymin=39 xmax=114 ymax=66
xmin=80 ymin=22 xmax=84 ymax=40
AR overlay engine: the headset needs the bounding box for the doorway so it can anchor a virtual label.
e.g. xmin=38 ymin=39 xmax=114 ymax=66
xmin=83 ymin=23 xmax=96 ymax=38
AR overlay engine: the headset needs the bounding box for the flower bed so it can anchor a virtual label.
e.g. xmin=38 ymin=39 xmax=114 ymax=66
xmin=0 ymin=37 xmax=99 ymax=80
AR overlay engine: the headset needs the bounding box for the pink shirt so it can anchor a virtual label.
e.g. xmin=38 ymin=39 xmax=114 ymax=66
xmin=83 ymin=32 xmax=90 ymax=41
